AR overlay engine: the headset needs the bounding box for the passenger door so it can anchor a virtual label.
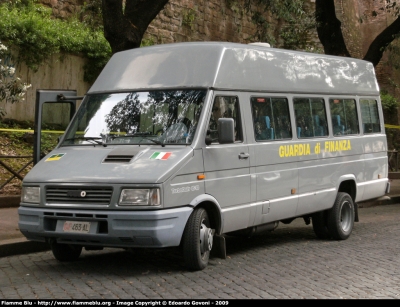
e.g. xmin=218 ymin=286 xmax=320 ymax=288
xmin=203 ymin=94 xmax=251 ymax=233
xmin=250 ymin=96 xmax=299 ymax=224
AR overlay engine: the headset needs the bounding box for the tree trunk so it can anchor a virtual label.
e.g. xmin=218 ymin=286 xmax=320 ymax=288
xmin=102 ymin=0 xmax=169 ymax=54
xmin=363 ymin=17 xmax=400 ymax=66
xmin=315 ymin=0 xmax=351 ymax=57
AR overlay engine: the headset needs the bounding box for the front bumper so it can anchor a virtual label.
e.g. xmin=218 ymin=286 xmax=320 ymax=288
xmin=18 ymin=206 xmax=192 ymax=248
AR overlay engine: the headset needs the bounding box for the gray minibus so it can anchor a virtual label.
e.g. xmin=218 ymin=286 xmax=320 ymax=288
xmin=18 ymin=42 xmax=389 ymax=270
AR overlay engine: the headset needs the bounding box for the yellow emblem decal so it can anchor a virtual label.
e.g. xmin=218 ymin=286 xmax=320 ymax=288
xmin=45 ymin=153 xmax=66 ymax=161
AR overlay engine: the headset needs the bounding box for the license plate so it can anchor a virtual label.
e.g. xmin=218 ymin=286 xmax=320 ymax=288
xmin=63 ymin=221 xmax=91 ymax=233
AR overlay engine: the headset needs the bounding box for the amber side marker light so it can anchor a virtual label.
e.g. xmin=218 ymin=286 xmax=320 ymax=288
xmin=197 ymin=174 xmax=205 ymax=180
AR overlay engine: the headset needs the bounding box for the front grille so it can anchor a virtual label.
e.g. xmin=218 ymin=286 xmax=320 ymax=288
xmin=46 ymin=186 xmax=113 ymax=205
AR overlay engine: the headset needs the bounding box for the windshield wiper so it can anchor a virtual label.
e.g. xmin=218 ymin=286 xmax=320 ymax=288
xmin=110 ymin=132 xmax=165 ymax=147
xmin=138 ymin=136 xmax=165 ymax=147
xmin=63 ymin=136 xmax=103 ymax=145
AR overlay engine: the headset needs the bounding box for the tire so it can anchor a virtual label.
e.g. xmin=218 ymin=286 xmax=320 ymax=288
xmin=51 ymin=243 xmax=82 ymax=262
xmin=326 ymin=192 xmax=355 ymax=240
xmin=311 ymin=211 xmax=331 ymax=240
xmin=182 ymin=208 xmax=214 ymax=271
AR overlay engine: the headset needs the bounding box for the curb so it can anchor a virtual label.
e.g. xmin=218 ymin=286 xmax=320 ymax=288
xmin=0 ymin=195 xmax=51 ymax=258
xmin=389 ymin=172 xmax=400 ymax=180
xmin=0 ymin=239 xmax=50 ymax=258
xmin=0 ymin=195 xmax=20 ymax=208
xmin=358 ymin=195 xmax=400 ymax=208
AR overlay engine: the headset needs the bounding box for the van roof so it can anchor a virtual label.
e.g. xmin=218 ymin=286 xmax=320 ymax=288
xmin=88 ymin=41 xmax=379 ymax=96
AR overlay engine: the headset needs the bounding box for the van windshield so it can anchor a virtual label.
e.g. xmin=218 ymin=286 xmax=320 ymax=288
xmin=61 ymin=89 xmax=206 ymax=146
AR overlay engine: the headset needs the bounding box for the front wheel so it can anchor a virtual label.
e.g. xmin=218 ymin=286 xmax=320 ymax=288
xmin=51 ymin=243 xmax=82 ymax=262
xmin=327 ymin=192 xmax=355 ymax=240
xmin=182 ymin=208 xmax=214 ymax=271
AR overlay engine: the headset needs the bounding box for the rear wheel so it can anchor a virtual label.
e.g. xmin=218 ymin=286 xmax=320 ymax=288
xmin=327 ymin=192 xmax=355 ymax=240
xmin=51 ymin=243 xmax=82 ymax=262
xmin=311 ymin=211 xmax=331 ymax=239
xmin=182 ymin=208 xmax=214 ymax=271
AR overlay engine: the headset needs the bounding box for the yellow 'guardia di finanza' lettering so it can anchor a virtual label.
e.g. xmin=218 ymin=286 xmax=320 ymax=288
xmin=279 ymin=143 xmax=311 ymax=157
xmin=324 ymin=140 xmax=351 ymax=152
xmin=279 ymin=140 xmax=352 ymax=157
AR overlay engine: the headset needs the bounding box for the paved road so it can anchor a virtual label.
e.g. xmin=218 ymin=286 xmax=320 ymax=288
xmin=1 ymin=204 xmax=400 ymax=299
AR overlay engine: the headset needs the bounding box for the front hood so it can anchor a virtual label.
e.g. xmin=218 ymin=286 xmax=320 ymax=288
xmin=23 ymin=145 xmax=193 ymax=184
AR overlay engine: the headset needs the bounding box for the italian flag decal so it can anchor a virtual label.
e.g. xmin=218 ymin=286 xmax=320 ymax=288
xmin=150 ymin=152 xmax=172 ymax=160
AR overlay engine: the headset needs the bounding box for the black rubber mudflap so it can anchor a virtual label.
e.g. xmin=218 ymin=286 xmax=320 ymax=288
xmin=211 ymin=234 xmax=226 ymax=259
xmin=354 ymin=203 xmax=359 ymax=222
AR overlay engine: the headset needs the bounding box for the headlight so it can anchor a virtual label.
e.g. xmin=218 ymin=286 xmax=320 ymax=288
xmin=21 ymin=186 xmax=40 ymax=204
xmin=119 ymin=189 xmax=160 ymax=206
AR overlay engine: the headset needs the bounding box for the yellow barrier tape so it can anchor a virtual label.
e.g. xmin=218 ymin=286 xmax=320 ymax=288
xmin=385 ymin=124 xmax=400 ymax=129
xmin=0 ymin=128 xmax=65 ymax=134
xmin=0 ymin=129 xmax=127 ymax=135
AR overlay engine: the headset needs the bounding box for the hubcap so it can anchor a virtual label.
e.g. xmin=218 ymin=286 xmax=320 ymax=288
xmin=340 ymin=200 xmax=352 ymax=232
xmin=200 ymin=222 xmax=214 ymax=254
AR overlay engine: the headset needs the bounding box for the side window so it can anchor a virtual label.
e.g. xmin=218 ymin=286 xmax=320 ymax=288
xmin=294 ymin=98 xmax=328 ymax=138
xmin=207 ymin=96 xmax=242 ymax=143
xmin=329 ymin=99 xmax=359 ymax=136
xmin=360 ymin=98 xmax=381 ymax=134
xmin=251 ymin=97 xmax=291 ymax=141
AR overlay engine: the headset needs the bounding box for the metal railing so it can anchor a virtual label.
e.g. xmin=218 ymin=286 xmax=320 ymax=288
xmin=0 ymin=155 xmax=33 ymax=190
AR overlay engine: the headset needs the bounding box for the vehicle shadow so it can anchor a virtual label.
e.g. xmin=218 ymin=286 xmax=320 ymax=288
xmin=47 ymin=224 xmax=321 ymax=275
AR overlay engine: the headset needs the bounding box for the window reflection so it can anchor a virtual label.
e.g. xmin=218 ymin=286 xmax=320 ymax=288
xmin=62 ymin=90 xmax=206 ymax=146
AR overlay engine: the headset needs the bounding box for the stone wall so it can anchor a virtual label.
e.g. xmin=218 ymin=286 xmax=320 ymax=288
xmin=144 ymin=0 xmax=258 ymax=45
xmin=42 ymin=0 xmax=261 ymax=44
xmin=40 ymin=0 xmax=84 ymax=18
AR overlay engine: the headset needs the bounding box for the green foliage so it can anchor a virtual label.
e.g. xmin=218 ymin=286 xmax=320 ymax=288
xmin=0 ymin=0 xmax=111 ymax=83
xmin=381 ymin=90 xmax=399 ymax=113
xmin=240 ymin=0 xmax=318 ymax=51
xmin=0 ymin=118 xmax=63 ymax=156
xmin=141 ymin=37 xmax=156 ymax=47
xmin=279 ymin=11 xmax=318 ymax=50
xmin=182 ymin=8 xmax=196 ymax=29
xmin=40 ymin=133 xmax=61 ymax=155
xmin=380 ymin=91 xmax=399 ymax=149
xmin=79 ymin=0 xmax=103 ymax=32
xmin=249 ymin=11 xmax=276 ymax=45
xmin=386 ymin=38 xmax=400 ymax=72
xmin=0 ymin=119 xmax=35 ymax=155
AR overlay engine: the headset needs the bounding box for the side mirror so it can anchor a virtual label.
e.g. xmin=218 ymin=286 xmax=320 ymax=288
xmin=218 ymin=118 xmax=234 ymax=144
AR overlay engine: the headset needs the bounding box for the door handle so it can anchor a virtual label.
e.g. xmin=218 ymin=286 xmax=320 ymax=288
xmin=239 ymin=152 xmax=250 ymax=159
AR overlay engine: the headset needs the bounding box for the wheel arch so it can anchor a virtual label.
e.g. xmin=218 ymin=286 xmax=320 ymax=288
xmin=337 ymin=175 xmax=357 ymax=202
xmin=188 ymin=194 xmax=223 ymax=235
